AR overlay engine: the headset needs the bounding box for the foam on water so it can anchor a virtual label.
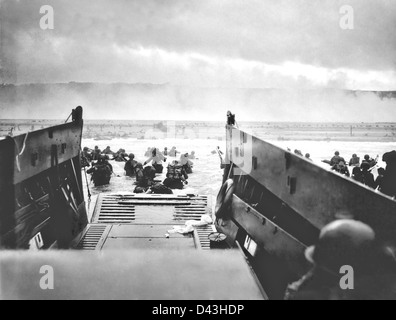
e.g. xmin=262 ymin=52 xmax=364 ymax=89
xmin=82 ymin=138 xmax=226 ymax=201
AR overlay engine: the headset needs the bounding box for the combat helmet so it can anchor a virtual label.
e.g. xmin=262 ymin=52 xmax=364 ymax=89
xmin=305 ymin=220 xmax=376 ymax=274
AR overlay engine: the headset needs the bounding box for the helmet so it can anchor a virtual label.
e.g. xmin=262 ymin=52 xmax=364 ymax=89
xmin=383 ymin=151 xmax=396 ymax=164
xmin=378 ymin=167 xmax=386 ymax=175
xmin=305 ymin=220 xmax=376 ymax=273
xmin=352 ymin=167 xmax=361 ymax=175
xmin=134 ymin=187 xmax=146 ymax=194
xmin=135 ymin=162 xmax=143 ymax=169
xmin=361 ymin=162 xmax=371 ymax=170
xmin=335 ymin=151 xmax=340 ymax=156
xmin=129 ymin=153 xmax=135 ymax=159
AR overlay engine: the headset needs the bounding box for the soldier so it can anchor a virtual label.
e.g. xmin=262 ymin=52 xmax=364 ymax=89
xmin=87 ymin=155 xmax=113 ymax=187
xmin=332 ymin=160 xmax=350 ymax=177
xmin=103 ymin=146 xmax=114 ymax=155
xmin=294 ymin=149 xmax=303 ymax=157
xmin=113 ymin=149 xmax=128 ymax=162
xmin=351 ymin=166 xmax=363 ymax=183
xmin=227 ymin=110 xmax=235 ymax=126
xmin=169 ymin=146 xmax=180 ymax=157
xmin=144 ymin=148 xmax=166 ymax=173
xmin=362 ymin=154 xmax=378 ymax=168
xmin=189 ymin=151 xmax=196 ymax=160
xmin=374 ymin=168 xmax=386 ymax=192
xmin=381 ymin=151 xmax=396 ymax=198
xmin=124 ymin=153 xmax=138 ymax=177
xmin=349 ymin=154 xmax=360 ymax=167
xmin=163 ymin=160 xmax=188 ymax=190
xmin=330 ymin=151 xmax=345 ymax=166
xmin=361 ymin=162 xmax=376 ymax=189
xmin=285 ymin=220 xmax=396 ymax=300
xmin=81 ymin=147 xmax=92 ymax=168
xmin=134 ymin=164 xmax=156 ymax=193
xmin=144 ymin=147 xmax=153 ymax=157
xmin=180 ymin=153 xmax=193 ymax=174
xmin=92 ymin=147 xmax=102 ymax=161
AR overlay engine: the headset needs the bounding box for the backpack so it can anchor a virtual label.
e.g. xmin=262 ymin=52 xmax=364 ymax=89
xmin=167 ymin=164 xmax=183 ymax=180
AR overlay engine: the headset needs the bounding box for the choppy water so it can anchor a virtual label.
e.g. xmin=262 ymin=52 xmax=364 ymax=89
xmin=82 ymin=138 xmax=227 ymax=216
xmin=82 ymin=137 xmax=395 ymax=206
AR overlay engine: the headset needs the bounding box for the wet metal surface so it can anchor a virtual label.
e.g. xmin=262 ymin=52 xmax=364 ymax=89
xmin=77 ymin=193 xmax=214 ymax=250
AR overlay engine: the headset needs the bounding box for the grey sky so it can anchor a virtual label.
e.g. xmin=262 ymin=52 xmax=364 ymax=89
xmin=1 ymin=0 xmax=395 ymax=90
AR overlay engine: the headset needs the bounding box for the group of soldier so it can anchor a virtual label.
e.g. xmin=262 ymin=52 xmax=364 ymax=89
xmin=324 ymin=151 xmax=396 ymax=198
xmin=81 ymin=145 xmax=196 ymax=194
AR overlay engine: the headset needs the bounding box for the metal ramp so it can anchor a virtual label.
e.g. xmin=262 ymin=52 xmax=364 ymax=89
xmin=90 ymin=194 xmax=209 ymax=223
xmin=76 ymin=225 xmax=111 ymax=250
xmin=194 ymin=224 xmax=217 ymax=250
xmin=76 ymin=193 xmax=216 ymax=251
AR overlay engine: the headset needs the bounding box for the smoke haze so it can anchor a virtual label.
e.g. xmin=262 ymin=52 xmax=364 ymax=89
xmin=0 ymin=0 xmax=395 ymax=121
xmin=0 ymin=83 xmax=395 ymax=122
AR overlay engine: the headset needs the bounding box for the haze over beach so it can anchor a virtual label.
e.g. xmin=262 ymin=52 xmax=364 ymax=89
xmin=0 ymin=0 xmax=395 ymax=122
xmin=0 ymin=83 xmax=395 ymax=122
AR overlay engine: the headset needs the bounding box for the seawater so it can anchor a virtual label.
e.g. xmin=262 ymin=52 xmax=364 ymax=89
xmin=82 ymin=137 xmax=395 ymax=203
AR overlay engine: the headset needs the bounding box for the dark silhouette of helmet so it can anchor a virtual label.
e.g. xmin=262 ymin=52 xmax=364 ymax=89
xmin=352 ymin=167 xmax=362 ymax=175
xmin=135 ymin=163 xmax=143 ymax=170
xmin=305 ymin=220 xmax=376 ymax=273
xmin=378 ymin=168 xmax=386 ymax=175
xmin=361 ymin=162 xmax=371 ymax=171
xmin=335 ymin=151 xmax=340 ymax=156
xmin=129 ymin=153 xmax=135 ymax=159
xmin=383 ymin=151 xmax=396 ymax=164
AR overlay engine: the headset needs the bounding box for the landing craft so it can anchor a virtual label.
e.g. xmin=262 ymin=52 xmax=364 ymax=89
xmin=216 ymin=121 xmax=396 ymax=299
xmin=0 ymin=107 xmax=264 ymax=300
xmin=0 ymin=107 xmax=395 ymax=300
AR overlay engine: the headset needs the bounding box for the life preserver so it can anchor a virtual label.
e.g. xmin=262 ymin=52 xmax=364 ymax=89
xmin=215 ymin=179 xmax=235 ymax=219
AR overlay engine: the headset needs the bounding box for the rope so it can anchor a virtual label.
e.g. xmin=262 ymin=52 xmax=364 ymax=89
xmin=14 ymin=132 xmax=29 ymax=172
xmin=83 ymin=167 xmax=92 ymax=200
xmin=65 ymin=111 xmax=73 ymax=123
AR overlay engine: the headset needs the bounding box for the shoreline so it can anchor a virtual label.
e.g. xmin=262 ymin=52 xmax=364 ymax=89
xmin=1 ymin=119 xmax=396 ymax=143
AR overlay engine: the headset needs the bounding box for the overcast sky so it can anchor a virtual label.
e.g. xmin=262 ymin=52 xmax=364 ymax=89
xmin=1 ymin=0 xmax=395 ymax=90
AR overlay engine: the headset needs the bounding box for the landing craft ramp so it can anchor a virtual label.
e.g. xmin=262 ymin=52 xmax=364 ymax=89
xmin=1 ymin=193 xmax=266 ymax=300
xmin=77 ymin=193 xmax=214 ymax=250
xmin=0 ymin=250 xmax=265 ymax=300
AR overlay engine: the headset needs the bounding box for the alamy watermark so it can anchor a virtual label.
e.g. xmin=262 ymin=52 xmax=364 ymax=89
xmin=40 ymin=5 xmax=54 ymax=30
xmin=339 ymin=265 xmax=354 ymax=290
xmin=340 ymin=5 xmax=354 ymax=30
xmin=39 ymin=265 xmax=54 ymax=290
